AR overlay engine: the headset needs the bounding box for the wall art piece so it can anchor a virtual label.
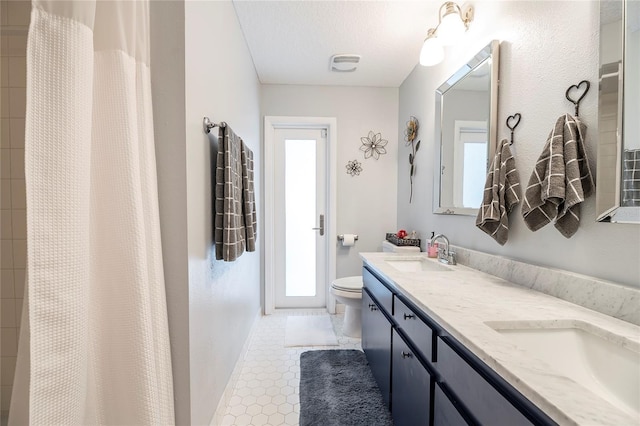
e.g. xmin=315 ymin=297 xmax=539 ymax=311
xmin=404 ymin=116 xmax=421 ymax=203
xmin=360 ymin=131 xmax=388 ymax=160
xmin=346 ymin=159 xmax=363 ymax=176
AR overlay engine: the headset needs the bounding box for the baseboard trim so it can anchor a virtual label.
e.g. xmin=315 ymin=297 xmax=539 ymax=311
xmin=210 ymin=307 xmax=261 ymax=426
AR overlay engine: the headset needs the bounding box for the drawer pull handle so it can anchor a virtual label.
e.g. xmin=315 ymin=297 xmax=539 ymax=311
xmin=401 ymin=351 xmax=413 ymax=359
xmin=403 ymin=313 xmax=415 ymax=320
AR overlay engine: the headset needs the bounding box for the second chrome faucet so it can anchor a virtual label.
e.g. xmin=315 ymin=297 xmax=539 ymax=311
xmin=431 ymin=234 xmax=456 ymax=265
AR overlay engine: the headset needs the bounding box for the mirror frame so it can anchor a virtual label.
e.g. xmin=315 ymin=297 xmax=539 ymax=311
xmin=433 ymin=40 xmax=500 ymax=216
xmin=596 ymin=0 xmax=640 ymax=223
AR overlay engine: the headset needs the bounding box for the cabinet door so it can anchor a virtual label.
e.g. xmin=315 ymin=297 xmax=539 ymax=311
xmin=392 ymin=329 xmax=432 ymax=426
xmin=434 ymin=383 xmax=471 ymax=426
xmin=362 ymin=288 xmax=392 ymax=408
xmin=437 ymin=336 xmax=535 ymax=426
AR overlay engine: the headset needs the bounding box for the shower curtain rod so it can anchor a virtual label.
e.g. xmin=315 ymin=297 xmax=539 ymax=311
xmin=203 ymin=116 xmax=227 ymax=134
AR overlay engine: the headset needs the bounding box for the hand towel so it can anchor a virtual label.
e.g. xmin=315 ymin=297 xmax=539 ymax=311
xmin=522 ymin=114 xmax=594 ymax=238
xmin=215 ymin=125 xmax=246 ymax=261
xmin=476 ymin=138 xmax=521 ymax=245
xmin=241 ymin=140 xmax=257 ymax=251
xmin=622 ymin=149 xmax=640 ymax=206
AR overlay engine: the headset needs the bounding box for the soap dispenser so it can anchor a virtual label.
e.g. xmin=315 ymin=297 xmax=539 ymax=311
xmin=427 ymin=232 xmax=438 ymax=258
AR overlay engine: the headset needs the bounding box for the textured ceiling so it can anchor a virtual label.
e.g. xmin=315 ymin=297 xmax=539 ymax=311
xmin=232 ymin=1 xmax=443 ymax=88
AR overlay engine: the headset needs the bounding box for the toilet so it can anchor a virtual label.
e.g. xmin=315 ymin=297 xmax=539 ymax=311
xmin=331 ymin=240 xmax=420 ymax=338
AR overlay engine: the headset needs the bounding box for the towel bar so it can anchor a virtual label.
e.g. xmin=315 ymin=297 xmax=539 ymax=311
xmin=203 ymin=116 xmax=227 ymax=134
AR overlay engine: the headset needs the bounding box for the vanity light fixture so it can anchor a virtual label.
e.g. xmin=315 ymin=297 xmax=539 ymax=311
xmin=419 ymin=29 xmax=444 ymax=67
xmin=419 ymin=2 xmax=474 ymax=67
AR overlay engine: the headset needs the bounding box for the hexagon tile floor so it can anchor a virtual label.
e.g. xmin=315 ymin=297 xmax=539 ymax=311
xmin=217 ymin=311 xmax=362 ymax=426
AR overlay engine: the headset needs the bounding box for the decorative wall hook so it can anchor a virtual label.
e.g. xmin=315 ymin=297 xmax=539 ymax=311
xmin=506 ymin=113 xmax=522 ymax=145
xmin=565 ymin=80 xmax=590 ymax=117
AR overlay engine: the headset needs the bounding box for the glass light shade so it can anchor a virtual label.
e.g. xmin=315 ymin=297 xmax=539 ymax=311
xmin=438 ymin=12 xmax=465 ymax=45
xmin=420 ymin=36 xmax=444 ymax=66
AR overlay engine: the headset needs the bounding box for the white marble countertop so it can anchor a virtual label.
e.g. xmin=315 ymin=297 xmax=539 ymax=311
xmin=360 ymin=252 xmax=640 ymax=426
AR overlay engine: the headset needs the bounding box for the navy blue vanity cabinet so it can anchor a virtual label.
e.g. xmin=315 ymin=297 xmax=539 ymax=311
xmin=362 ymin=269 xmax=393 ymax=408
xmin=360 ymin=262 xmax=558 ymax=426
xmin=391 ymin=328 xmax=433 ymax=426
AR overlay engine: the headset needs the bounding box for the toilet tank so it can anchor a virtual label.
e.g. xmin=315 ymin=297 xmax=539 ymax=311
xmin=382 ymin=240 xmax=421 ymax=253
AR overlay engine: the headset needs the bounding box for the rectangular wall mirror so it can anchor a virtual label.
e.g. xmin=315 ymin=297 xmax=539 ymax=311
xmin=597 ymin=0 xmax=640 ymax=223
xmin=433 ymin=40 xmax=500 ymax=216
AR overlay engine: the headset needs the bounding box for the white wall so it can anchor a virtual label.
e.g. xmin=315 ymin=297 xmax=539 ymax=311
xmin=262 ymin=85 xmax=398 ymax=278
xmin=152 ymin=1 xmax=262 ymax=425
xmin=398 ymin=0 xmax=640 ymax=288
xmin=184 ymin=1 xmax=262 ymax=425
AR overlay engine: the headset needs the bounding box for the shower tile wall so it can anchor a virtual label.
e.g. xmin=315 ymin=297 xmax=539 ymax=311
xmin=1 ymin=0 xmax=30 ymax=418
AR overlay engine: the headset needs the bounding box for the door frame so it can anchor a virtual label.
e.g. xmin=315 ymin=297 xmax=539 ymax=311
xmin=264 ymin=116 xmax=337 ymax=315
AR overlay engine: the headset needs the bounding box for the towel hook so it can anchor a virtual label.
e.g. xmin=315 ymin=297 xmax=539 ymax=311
xmin=203 ymin=116 xmax=227 ymax=134
xmin=505 ymin=113 xmax=521 ymax=145
xmin=565 ymin=80 xmax=590 ymax=117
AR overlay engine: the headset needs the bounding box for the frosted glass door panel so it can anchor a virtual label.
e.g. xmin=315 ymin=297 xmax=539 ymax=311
xmin=273 ymin=127 xmax=327 ymax=309
xmin=463 ymin=142 xmax=487 ymax=208
xmin=285 ymin=139 xmax=317 ymax=297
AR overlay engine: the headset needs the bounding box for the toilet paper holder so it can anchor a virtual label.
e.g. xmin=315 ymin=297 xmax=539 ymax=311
xmin=337 ymin=234 xmax=359 ymax=242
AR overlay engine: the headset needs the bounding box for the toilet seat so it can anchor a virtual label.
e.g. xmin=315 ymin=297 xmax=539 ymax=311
xmin=331 ymin=276 xmax=363 ymax=293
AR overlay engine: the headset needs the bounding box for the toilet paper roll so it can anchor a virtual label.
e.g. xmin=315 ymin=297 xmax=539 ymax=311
xmin=342 ymin=234 xmax=356 ymax=247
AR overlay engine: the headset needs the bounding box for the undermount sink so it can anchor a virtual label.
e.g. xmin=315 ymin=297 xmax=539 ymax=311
xmin=384 ymin=256 xmax=453 ymax=272
xmin=485 ymin=320 xmax=640 ymax=418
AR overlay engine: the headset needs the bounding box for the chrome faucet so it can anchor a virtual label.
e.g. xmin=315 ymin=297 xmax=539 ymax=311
xmin=431 ymin=234 xmax=456 ymax=265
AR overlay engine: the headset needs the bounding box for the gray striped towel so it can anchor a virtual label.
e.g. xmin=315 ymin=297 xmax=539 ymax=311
xmin=241 ymin=140 xmax=257 ymax=251
xmin=476 ymin=138 xmax=521 ymax=245
xmin=522 ymin=114 xmax=594 ymax=238
xmin=215 ymin=125 xmax=246 ymax=261
xmin=622 ymin=149 xmax=640 ymax=206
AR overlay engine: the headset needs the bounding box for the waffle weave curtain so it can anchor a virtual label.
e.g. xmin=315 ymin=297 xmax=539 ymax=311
xmin=10 ymin=1 xmax=175 ymax=424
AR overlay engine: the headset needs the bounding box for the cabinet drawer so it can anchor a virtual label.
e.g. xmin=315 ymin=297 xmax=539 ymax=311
xmin=363 ymin=267 xmax=393 ymax=315
xmin=434 ymin=383 xmax=471 ymax=426
xmin=394 ymin=297 xmax=434 ymax=362
xmin=437 ymin=336 xmax=534 ymax=426
xmin=392 ymin=329 xmax=432 ymax=426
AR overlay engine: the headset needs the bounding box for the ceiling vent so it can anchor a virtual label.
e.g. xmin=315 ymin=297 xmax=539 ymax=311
xmin=330 ymin=54 xmax=361 ymax=72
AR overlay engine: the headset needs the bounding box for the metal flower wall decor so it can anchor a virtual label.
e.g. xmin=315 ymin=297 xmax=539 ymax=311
xmin=405 ymin=116 xmax=421 ymax=203
xmin=360 ymin=131 xmax=388 ymax=160
xmin=345 ymin=159 xmax=363 ymax=176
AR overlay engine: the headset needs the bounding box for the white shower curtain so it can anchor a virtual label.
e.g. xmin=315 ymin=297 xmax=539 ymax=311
xmin=10 ymin=1 xmax=175 ymax=424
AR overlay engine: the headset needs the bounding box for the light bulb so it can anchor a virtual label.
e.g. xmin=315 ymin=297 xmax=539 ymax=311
xmin=419 ymin=33 xmax=444 ymax=67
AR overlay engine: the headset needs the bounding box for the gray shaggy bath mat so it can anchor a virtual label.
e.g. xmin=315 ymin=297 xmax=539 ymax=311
xmin=299 ymin=349 xmax=393 ymax=426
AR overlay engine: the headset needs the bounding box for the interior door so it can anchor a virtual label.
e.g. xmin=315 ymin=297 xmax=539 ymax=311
xmin=273 ymin=128 xmax=327 ymax=308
